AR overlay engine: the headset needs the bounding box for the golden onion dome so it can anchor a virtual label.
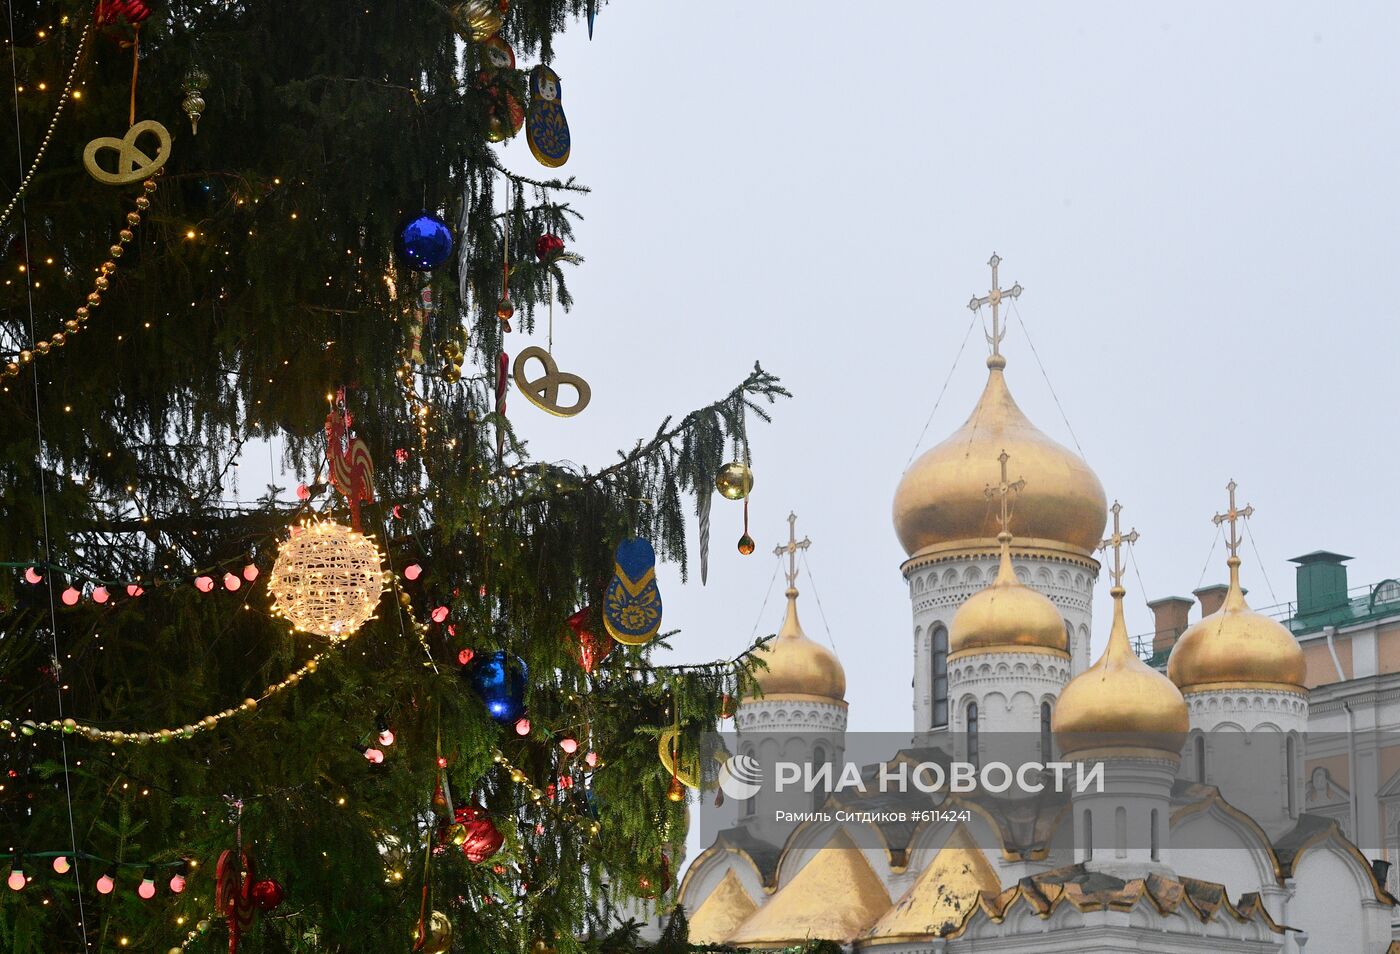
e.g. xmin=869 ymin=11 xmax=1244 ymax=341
xmin=892 ymin=356 xmax=1107 ymax=558
xmin=1167 ymin=556 xmax=1306 ymax=695
xmin=747 ymin=588 xmax=846 ymax=702
xmin=948 ymin=532 xmax=1068 ymax=659
xmin=1054 ymin=584 xmax=1189 ymax=758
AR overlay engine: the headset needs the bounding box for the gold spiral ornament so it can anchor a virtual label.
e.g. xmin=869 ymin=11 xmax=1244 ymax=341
xmin=269 ymin=522 xmax=385 ymax=640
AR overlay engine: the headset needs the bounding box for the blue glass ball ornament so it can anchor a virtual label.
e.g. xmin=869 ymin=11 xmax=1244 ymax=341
xmin=395 ymin=212 xmax=455 ymax=271
xmin=464 ymin=651 xmax=529 ymax=724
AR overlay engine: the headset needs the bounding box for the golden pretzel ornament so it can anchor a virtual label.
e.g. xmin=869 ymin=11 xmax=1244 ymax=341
xmin=512 ymin=345 xmax=591 ymax=417
xmin=83 ymin=119 xmax=172 ymax=185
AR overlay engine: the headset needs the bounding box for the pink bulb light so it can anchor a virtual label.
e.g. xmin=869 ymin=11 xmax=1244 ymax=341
xmin=7 ymin=870 xmax=24 ymax=891
xmin=52 ymin=856 xmax=70 ymax=874
xmin=514 ymin=718 xmax=531 ymax=736
xmin=430 ymin=606 xmax=448 ymax=623
xmin=96 ymin=873 xmax=114 ymax=895
xmin=23 ymin=567 xmax=42 ymax=584
xmin=61 ymin=587 xmax=80 ymax=605
xmin=457 ymin=648 xmax=475 ymax=666
xmin=404 ymin=563 xmax=422 ymax=581
xmin=559 ymin=738 xmax=578 ymax=755
xmin=126 ymin=583 xmax=144 ymax=597
xmin=91 ymin=586 xmax=110 ymax=604
xmin=585 ymin=751 xmax=599 ymax=768
xmin=364 ymin=747 xmax=384 ymax=764
xmin=379 ymin=729 xmax=395 ymax=746
xmin=242 ymin=564 xmax=259 ymax=581
xmin=223 ymin=572 xmax=241 ymax=591
xmin=194 ymin=575 xmax=214 ymax=592
xmin=168 ymin=873 xmax=186 ymax=894
xmin=137 ymin=878 xmax=156 ymax=900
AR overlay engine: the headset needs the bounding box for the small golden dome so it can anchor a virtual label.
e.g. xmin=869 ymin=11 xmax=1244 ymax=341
xmin=1167 ymin=556 xmax=1306 ymax=694
xmin=1054 ymin=585 xmax=1189 ymax=758
xmin=748 ymin=589 xmax=846 ymax=702
xmin=948 ymin=533 xmax=1068 ymax=659
xmin=892 ymin=359 xmax=1107 ymax=558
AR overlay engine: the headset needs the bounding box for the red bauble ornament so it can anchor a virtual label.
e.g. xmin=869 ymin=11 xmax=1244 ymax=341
xmin=565 ymin=606 xmax=614 ymax=673
xmin=457 ymin=808 xmax=504 ymax=864
xmin=534 ymin=233 xmax=565 ymax=262
xmin=637 ymin=853 xmax=671 ymax=899
xmin=250 ymin=878 xmax=284 ymax=911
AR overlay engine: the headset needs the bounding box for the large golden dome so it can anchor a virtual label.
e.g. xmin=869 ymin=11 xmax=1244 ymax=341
xmin=1167 ymin=556 xmax=1306 ymax=695
xmin=1055 ymin=585 xmax=1189 ymax=758
xmin=948 ymin=533 xmax=1068 ymax=659
xmin=747 ymin=588 xmax=846 ymax=702
xmin=892 ymin=357 xmax=1107 ymax=558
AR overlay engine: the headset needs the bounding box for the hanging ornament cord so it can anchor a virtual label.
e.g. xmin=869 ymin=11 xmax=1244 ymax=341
xmin=742 ymin=498 xmax=749 ymax=542
xmin=5 ymin=5 xmax=90 ymax=946
xmin=547 ymin=272 xmax=553 ymax=353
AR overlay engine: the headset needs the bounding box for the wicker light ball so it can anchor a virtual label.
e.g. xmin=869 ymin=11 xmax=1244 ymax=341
xmin=269 ymin=521 xmax=385 ymax=640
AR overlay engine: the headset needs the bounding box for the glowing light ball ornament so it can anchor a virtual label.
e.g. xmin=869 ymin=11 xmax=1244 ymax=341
xmin=269 ymin=521 xmax=385 ymax=641
xmin=462 ymin=650 xmax=528 ymax=723
xmin=395 ymin=212 xmax=454 ymax=272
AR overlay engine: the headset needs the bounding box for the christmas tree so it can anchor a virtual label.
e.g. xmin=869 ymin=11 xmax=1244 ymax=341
xmin=0 ymin=2 xmax=788 ymax=950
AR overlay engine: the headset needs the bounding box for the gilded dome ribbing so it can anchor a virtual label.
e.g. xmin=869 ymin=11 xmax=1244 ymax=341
xmin=1054 ymin=584 xmax=1189 ymax=758
xmin=747 ymin=589 xmax=846 ymax=702
xmin=1167 ymin=556 xmax=1306 ymax=695
xmin=892 ymin=357 xmax=1107 ymax=558
xmin=948 ymin=532 xmax=1068 ymax=659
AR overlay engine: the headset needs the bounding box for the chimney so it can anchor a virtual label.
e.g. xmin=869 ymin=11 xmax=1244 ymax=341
xmin=1194 ymin=584 xmax=1232 ymax=618
xmin=1147 ymin=596 xmax=1193 ymax=655
xmin=1290 ymin=551 xmax=1353 ymax=620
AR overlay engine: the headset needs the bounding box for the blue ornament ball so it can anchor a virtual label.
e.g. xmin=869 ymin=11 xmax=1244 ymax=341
xmin=396 ymin=212 xmax=455 ymax=271
xmin=464 ymin=651 xmax=529 ymax=724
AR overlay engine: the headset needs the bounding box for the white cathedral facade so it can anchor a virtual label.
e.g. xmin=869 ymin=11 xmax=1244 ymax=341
xmin=677 ymin=259 xmax=1397 ymax=953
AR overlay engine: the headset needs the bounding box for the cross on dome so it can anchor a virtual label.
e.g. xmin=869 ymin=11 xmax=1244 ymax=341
xmin=983 ymin=450 xmax=1026 ymax=540
xmin=967 ymin=252 xmax=1023 ymax=365
xmin=773 ymin=511 xmax=811 ymax=592
xmin=1212 ymin=479 xmax=1254 ymax=559
xmin=1099 ymin=500 xmax=1140 ymax=589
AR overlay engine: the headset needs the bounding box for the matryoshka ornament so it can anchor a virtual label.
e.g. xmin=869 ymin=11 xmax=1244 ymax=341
xmin=477 ymin=35 xmax=524 ymax=142
xmin=527 ymin=65 xmax=571 ymax=168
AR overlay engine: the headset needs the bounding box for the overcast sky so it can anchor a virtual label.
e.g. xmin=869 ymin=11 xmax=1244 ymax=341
xmin=498 ymin=0 xmax=1399 ymax=743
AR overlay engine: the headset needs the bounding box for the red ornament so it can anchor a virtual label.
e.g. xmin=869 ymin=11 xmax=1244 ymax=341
xmin=457 ymin=647 xmax=475 ymax=666
xmin=457 ymin=808 xmax=504 ymax=863
xmin=215 ymin=849 xmax=257 ymax=954
xmin=325 ymin=388 xmax=375 ymax=532
xmin=637 ymin=853 xmax=671 ymax=899
xmin=96 ymin=0 xmax=151 ymax=26
xmin=534 ymin=233 xmax=565 ymax=262
xmin=250 ymin=878 xmax=284 ymax=911
xmin=566 ymin=607 xmax=614 ymax=673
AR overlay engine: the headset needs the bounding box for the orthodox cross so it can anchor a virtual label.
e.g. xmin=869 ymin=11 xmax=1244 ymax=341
xmin=967 ymin=252 xmax=1023 ymax=360
xmin=774 ymin=511 xmax=812 ymax=590
xmin=1213 ymin=479 xmax=1254 ymax=558
xmin=1099 ymin=500 xmax=1140 ymax=588
xmin=984 ymin=450 xmax=1026 ymax=535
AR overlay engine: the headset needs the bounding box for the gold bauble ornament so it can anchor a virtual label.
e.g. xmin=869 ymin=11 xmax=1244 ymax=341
xmin=715 ymin=461 xmax=753 ymax=500
xmin=414 ymin=910 xmax=454 ymax=954
xmin=452 ymin=0 xmax=507 ymax=41
xmin=269 ymin=521 xmax=384 ymax=640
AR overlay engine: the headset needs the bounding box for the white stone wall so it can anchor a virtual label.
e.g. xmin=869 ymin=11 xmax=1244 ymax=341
xmin=905 ymin=548 xmax=1096 ymax=734
xmin=1183 ymin=689 xmax=1308 ymax=838
xmin=735 ymin=696 xmax=847 ymax=845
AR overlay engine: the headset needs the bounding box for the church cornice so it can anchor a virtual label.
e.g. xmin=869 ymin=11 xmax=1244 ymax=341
xmin=901 ymin=538 xmax=1101 ymax=578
